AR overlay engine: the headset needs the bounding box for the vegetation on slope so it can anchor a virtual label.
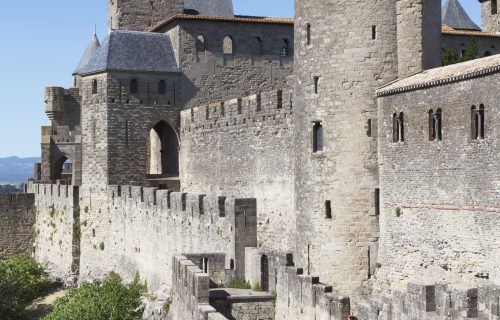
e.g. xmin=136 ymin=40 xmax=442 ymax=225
xmin=0 ymin=255 xmax=50 ymax=319
xmin=43 ymin=272 xmax=146 ymax=320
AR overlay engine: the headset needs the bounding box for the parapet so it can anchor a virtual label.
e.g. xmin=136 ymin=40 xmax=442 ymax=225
xmin=32 ymin=183 xmax=78 ymax=200
xmin=181 ymin=88 xmax=293 ymax=130
xmin=171 ymin=255 xmax=229 ymax=320
xmin=0 ymin=193 xmax=35 ymax=207
xmin=44 ymin=87 xmax=66 ymax=120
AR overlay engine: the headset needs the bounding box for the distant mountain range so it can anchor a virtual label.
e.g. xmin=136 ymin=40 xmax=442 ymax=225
xmin=0 ymin=157 xmax=40 ymax=185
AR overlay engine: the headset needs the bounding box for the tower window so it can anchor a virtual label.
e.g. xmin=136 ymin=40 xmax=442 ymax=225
xmin=277 ymin=90 xmax=283 ymax=109
xmin=158 ymin=80 xmax=166 ymax=95
xmin=372 ymin=26 xmax=377 ymax=40
xmin=366 ymin=119 xmax=372 ymax=137
xmin=325 ymin=201 xmax=332 ymax=219
xmin=429 ymin=109 xmax=442 ymax=141
xmin=92 ymin=79 xmax=98 ymax=95
xmin=392 ymin=112 xmax=404 ymax=142
xmin=375 ymin=189 xmax=380 ymax=216
xmin=471 ymin=105 xmax=485 ymax=140
xmin=313 ymin=122 xmax=323 ymax=153
xmin=492 ymin=0 xmax=498 ymax=15
xmin=314 ymin=76 xmax=320 ymax=94
xmin=223 ymin=36 xmax=233 ymax=55
xmin=280 ymin=39 xmax=289 ymax=57
xmin=130 ymin=79 xmax=138 ymax=94
xmin=306 ymin=23 xmax=311 ymax=46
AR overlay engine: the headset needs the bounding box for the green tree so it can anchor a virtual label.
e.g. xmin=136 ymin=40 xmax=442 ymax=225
xmin=442 ymin=37 xmax=478 ymax=66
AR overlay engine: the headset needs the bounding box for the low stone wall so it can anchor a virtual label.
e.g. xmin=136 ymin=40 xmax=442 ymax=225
xmin=78 ymin=186 xmax=257 ymax=290
xmin=357 ymin=282 xmax=500 ymax=320
xmin=245 ymin=249 xmax=351 ymax=320
xmin=171 ymin=255 xmax=229 ymax=320
xmin=0 ymin=193 xmax=35 ymax=259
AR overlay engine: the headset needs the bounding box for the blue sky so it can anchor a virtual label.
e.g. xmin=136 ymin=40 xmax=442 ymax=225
xmin=0 ymin=0 xmax=479 ymax=157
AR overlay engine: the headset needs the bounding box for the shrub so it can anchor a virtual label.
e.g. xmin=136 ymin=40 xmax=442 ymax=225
xmin=251 ymin=283 xmax=262 ymax=291
xmin=0 ymin=255 xmax=49 ymax=319
xmin=99 ymin=242 xmax=105 ymax=251
xmin=44 ymin=272 xmax=146 ymax=320
xmin=162 ymin=299 xmax=172 ymax=313
xmin=226 ymin=278 xmax=251 ymax=289
xmin=395 ymin=207 xmax=402 ymax=217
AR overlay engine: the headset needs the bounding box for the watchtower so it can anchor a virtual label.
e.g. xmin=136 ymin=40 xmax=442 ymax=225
xmin=480 ymin=0 xmax=500 ymax=32
xmin=108 ymin=0 xmax=184 ymax=31
xmin=292 ymin=0 xmax=441 ymax=296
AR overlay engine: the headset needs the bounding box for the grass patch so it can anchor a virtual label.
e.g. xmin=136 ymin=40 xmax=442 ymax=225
xmin=226 ymin=278 xmax=251 ymax=289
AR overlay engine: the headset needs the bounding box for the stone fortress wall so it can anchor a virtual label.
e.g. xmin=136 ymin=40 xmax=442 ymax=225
xmin=0 ymin=193 xmax=35 ymax=259
xmin=77 ymin=184 xmax=257 ymax=291
xmin=29 ymin=183 xmax=80 ymax=281
xmin=180 ymin=88 xmax=295 ymax=252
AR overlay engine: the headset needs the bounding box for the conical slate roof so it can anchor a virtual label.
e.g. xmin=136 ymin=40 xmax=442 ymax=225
xmin=73 ymin=31 xmax=100 ymax=75
xmin=442 ymin=0 xmax=480 ymax=31
xmin=184 ymin=0 xmax=234 ymax=16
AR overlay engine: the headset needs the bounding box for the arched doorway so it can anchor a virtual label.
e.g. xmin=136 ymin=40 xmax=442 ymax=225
xmin=261 ymin=254 xmax=269 ymax=292
xmin=52 ymin=156 xmax=73 ymax=184
xmin=149 ymin=121 xmax=179 ymax=177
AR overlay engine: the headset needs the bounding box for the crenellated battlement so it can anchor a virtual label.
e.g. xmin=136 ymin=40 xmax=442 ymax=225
xmin=181 ymin=89 xmax=293 ymax=130
xmin=31 ymin=183 xmax=78 ymax=199
xmin=44 ymin=87 xmax=81 ymax=121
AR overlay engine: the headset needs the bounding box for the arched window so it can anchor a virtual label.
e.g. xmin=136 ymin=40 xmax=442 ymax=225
xmin=130 ymin=79 xmax=138 ymax=94
xmin=429 ymin=109 xmax=442 ymax=141
xmin=471 ymin=105 xmax=485 ymax=140
xmin=158 ymin=80 xmax=166 ymax=95
xmin=223 ymin=36 xmax=233 ymax=55
xmin=393 ymin=112 xmax=404 ymax=142
xmin=313 ymin=122 xmax=323 ymax=153
xmin=92 ymin=79 xmax=98 ymax=95
xmin=280 ymin=39 xmax=289 ymax=57
xmin=149 ymin=121 xmax=179 ymax=176
xmin=196 ymin=34 xmax=206 ymax=62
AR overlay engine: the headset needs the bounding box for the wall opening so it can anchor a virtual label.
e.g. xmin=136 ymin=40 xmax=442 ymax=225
xmin=277 ymin=90 xmax=283 ymax=109
xmin=493 ymin=0 xmax=498 ymax=14
xmin=202 ymin=258 xmax=209 ymax=274
xmin=280 ymin=39 xmax=289 ymax=57
xmin=429 ymin=109 xmax=442 ymax=141
xmin=52 ymin=156 xmax=73 ymax=185
xmin=314 ymin=76 xmax=319 ymax=94
xmin=372 ymin=26 xmax=377 ymax=40
xmin=375 ymin=188 xmax=380 ymax=216
xmin=393 ymin=112 xmax=404 ymax=142
xmin=158 ymin=80 xmax=166 ymax=95
xmin=230 ymin=259 xmax=235 ymax=270
xmin=261 ymin=254 xmax=269 ymax=292
xmin=130 ymin=79 xmax=138 ymax=94
xmin=313 ymin=122 xmax=323 ymax=153
xmin=306 ymin=23 xmax=311 ymax=46
xmin=92 ymin=79 xmax=98 ymax=95
xmin=196 ymin=34 xmax=206 ymax=61
xmin=149 ymin=121 xmax=179 ymax=177
xmin=325 ymin=200 xmax=332 ymax=219
xmin=367 ymin=119 xmax=372 ymax=137
xmin=471 ymin=105 xmax=485 ymax=140
xmin=223 ymin=36 xmax=234 ymax=55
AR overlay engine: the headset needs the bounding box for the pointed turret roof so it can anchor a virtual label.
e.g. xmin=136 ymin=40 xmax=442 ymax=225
xmin=184 ymin=0 xmax=234 ymax=16
xmin=442 ymin=0 xmax=481 ymax=31
xmin=73 ymin=30 xmax=100 ymax=75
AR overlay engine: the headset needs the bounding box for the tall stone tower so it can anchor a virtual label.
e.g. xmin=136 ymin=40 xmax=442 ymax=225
xmin=108 ymin=0 xmax=184 ymax=31
xmin=292 ymin=0 xmax=440 ymax=296
xmin=480 ymin=0 xmax=500 ymax=32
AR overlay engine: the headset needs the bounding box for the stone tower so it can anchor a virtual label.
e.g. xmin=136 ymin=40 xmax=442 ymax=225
xmin=292 ymin=0 xmax=441 ymax=296
xmin=108 ymin=0 xmax=184 ymax=31
xmin=480 ymin=0 xmax=500 ymax=32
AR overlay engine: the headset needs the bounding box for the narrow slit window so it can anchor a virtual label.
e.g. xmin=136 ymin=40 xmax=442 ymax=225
xmin=393 ymin=112 xmax=404 ymax=142
xmin=429 ymin=109 xmax=442 ymax=141
xmin=367 ymin=119 xmax=372 ymax=137
xmin=372 ymin=26 xmax=377 ymax=40
xmin=493 ymin=0 xmax=498 ymax=15
xmin=472 ymin=105 xmax=485 ymax=140
xmin=92 ymin=79 xmax=98 ymax=95
xmin=158 ymin=80 xmax=166 ymax=95
xmin=313 ymin=122 xmax=323 ymax=153
xmin=314 ymin=76 xmax=319 ymax=94
xmin=277 ymin=90 xmax=283 ymax=109
xmin=130 ymin=79 xmax=138 ymax=94
xmin=325 ymin=201 xmax=332 ymax=219
xmin=375 ymin=189 xmax=380 ymax=216
xmin=306 ymin=23 xmax=311 ymax=46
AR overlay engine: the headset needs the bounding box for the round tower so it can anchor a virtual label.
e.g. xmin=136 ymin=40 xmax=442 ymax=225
xmin=293 ymin=0 xmax=399 ymax=295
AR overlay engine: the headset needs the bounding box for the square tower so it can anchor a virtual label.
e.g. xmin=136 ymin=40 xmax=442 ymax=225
xmin=108 ymin=0 xmax=184 ymax=31
xmin=480 ymin=0 xmax=500 ymax=32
